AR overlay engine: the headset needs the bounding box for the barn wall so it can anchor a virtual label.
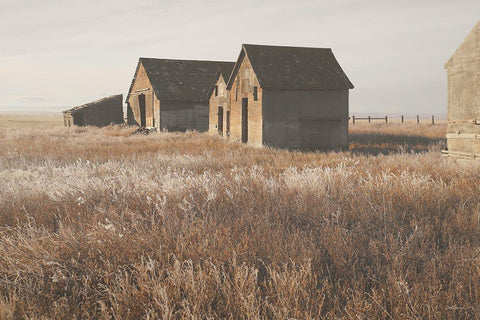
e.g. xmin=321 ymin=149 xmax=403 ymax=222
xmin=446 ymin=20 xmax=480 ymax=156
xmin=81 ymin=95 xmax=124 ymax=126
xmin=263 ymin=89 xmax=349 ymax=149
xmin=209 ymin=75 xmax=230 ymax=136
xmin=64 ymin=95 xmax=124 ymax=127
xmin=63 ymin=113 xmax=73 ymax=127
xmin=127 ymin=62 xmax=160 ymax=127
xmin=160 ymin=101 xmax=208 ymax=132
xmin=229 ymin=55 xmax=263 ymax=146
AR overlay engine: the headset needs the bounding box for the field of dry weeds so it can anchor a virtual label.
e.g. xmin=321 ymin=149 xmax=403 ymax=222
xmin=1 ymin=122 xmax=479 ymax=319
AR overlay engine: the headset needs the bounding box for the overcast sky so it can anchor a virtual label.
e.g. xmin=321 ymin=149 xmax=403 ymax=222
xmin=1 ymin=0 xmax=479 ymax=115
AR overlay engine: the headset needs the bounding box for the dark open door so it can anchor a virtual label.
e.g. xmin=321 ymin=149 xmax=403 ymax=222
xmin=226 ymin=111 xmax=230 ymax=136
xmin=242 ymin=98 xmax=248 ymax=143
xmin=218 ymin=106 xmax=224 ymax=135
xmin=139 ymin=94 xmax=146 ymax=127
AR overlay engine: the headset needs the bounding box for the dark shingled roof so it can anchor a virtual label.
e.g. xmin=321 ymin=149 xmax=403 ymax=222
xmin=217 ymin=63 xmax=235 ymax=82
xmin=63 ymin=94 xmax=123 ymax=114
xmin=227 ymin=44 xmax=354 ymax=90
xmin=205 ymin=62 xmax=235 ymax=99
xmin=132 ymin=58 xmax=235 ymax=102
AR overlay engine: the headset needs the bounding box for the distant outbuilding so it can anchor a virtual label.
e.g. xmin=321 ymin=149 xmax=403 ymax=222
xmin=207 ymin=63 xmax=235 ymax=136
xmin=63 ymin=94 xmax=124 ymax=127
xmin=444 ymin=19 xmax=480 ymax=159
xmin=126 ymin=58 xmax=234 ymax=132
xmin=210 ymin=44 xmax=354 ymax=149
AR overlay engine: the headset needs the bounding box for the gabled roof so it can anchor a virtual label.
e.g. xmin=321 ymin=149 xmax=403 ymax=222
xmin=445 ymin=19 xmax=480 ymax=69
xmin=63 ymin=94 xmax=122 ymax=114
xmin=205 ymin=62 xmax=235 ymax=99
xmin=127 ymin=58 xmax=234 ymax=102
xmin=227 ymin=44 xmax=354 ymax=90
xmin=217 ymin=62 xmax=235 ymax=83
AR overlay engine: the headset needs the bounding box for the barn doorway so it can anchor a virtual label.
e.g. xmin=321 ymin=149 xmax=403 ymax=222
xmin=242 ymin=98 xmax=248 ymax=143
xmin=139 ymin=94 xmax=146 ymax=127
xmin=217 ymin=106 xmax=224 ymax=135
xmin=226 ymin=111 xmax=230 ymax=136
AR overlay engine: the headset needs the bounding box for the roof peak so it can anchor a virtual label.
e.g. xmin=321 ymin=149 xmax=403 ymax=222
xmin=446 ymin=18 xmax=480 ymax=67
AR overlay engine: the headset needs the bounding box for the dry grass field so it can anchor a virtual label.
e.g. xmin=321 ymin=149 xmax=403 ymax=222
xmin=1 ymin=119 xmax=479 ymax=319
xmin=0 ymin=113 xmax=64 ymax=128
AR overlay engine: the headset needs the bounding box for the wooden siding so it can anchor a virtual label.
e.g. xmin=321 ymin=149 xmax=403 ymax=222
xmin=64 ymin=113 xmax=73 ymax=127
xmin=228 ymin=55 xmax=263 ymax=146
xmin=127 ymin=62 xmax=160 ymax=127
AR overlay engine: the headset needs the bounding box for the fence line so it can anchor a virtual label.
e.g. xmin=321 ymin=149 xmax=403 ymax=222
xmin=350 ymin=115 xmax=436 ymax=125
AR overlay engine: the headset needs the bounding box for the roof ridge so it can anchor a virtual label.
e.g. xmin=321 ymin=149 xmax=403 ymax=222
xmin=139 ymin=57 xmax=234 ymax=64
xmin=242 ymin=43 xmax=332 ymax=50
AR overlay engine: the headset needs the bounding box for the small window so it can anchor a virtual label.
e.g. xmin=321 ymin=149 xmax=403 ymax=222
xmin=175 ymin=61 xmax=184 ymax=66
xmin=253 ymin=87 xmax=258 ymax=101
xmin=214 ymin=85 xmax=218 ymax=97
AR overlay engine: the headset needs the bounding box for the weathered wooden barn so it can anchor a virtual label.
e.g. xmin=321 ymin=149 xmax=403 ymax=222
xmin=222 ymin=44 xmax=354 ymax=149
xmin=444 ymin=19 xmax=480 ymax=159
xmin=126 ymin=58 xmax=234 ymax=131
xmin=207 ymin=63 xmax=235 ymax=135
xmin=63 ymin=94 xmax=124 ymax=127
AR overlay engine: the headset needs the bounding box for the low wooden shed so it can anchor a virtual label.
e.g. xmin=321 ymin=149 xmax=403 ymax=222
xmin=444 ymin=19 xmax=480 ymax=159
xmin=126 ymin=58 xmax=234 ymax=132
xmin=63 ymin=94 xmax=124 ymax=127
xmin=219 ymin=44 xmax=353 ymax=149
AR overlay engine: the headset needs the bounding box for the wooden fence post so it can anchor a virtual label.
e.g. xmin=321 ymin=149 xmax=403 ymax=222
xmin=401 ymin=115 xmax=404 ymax=123
xmin=385 ymin=115 xmax=388 ymax=123
xmin=432 ymin=115 xmax=435 ymax=125
xmin=368 ymin=116 xmax=371 ymax=123
xmin=352 ymin=115 xmax=355 ymax=125
xmin=417 ymin=115 xmax=420 ymax=124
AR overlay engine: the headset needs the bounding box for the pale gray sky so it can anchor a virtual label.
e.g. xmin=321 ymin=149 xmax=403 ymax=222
xmin=1 ymin=0 xmax=479 ymax=115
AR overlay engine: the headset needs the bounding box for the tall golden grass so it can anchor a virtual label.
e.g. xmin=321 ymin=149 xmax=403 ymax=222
xmin=1 ymin=123 xmax=479 ymax=319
